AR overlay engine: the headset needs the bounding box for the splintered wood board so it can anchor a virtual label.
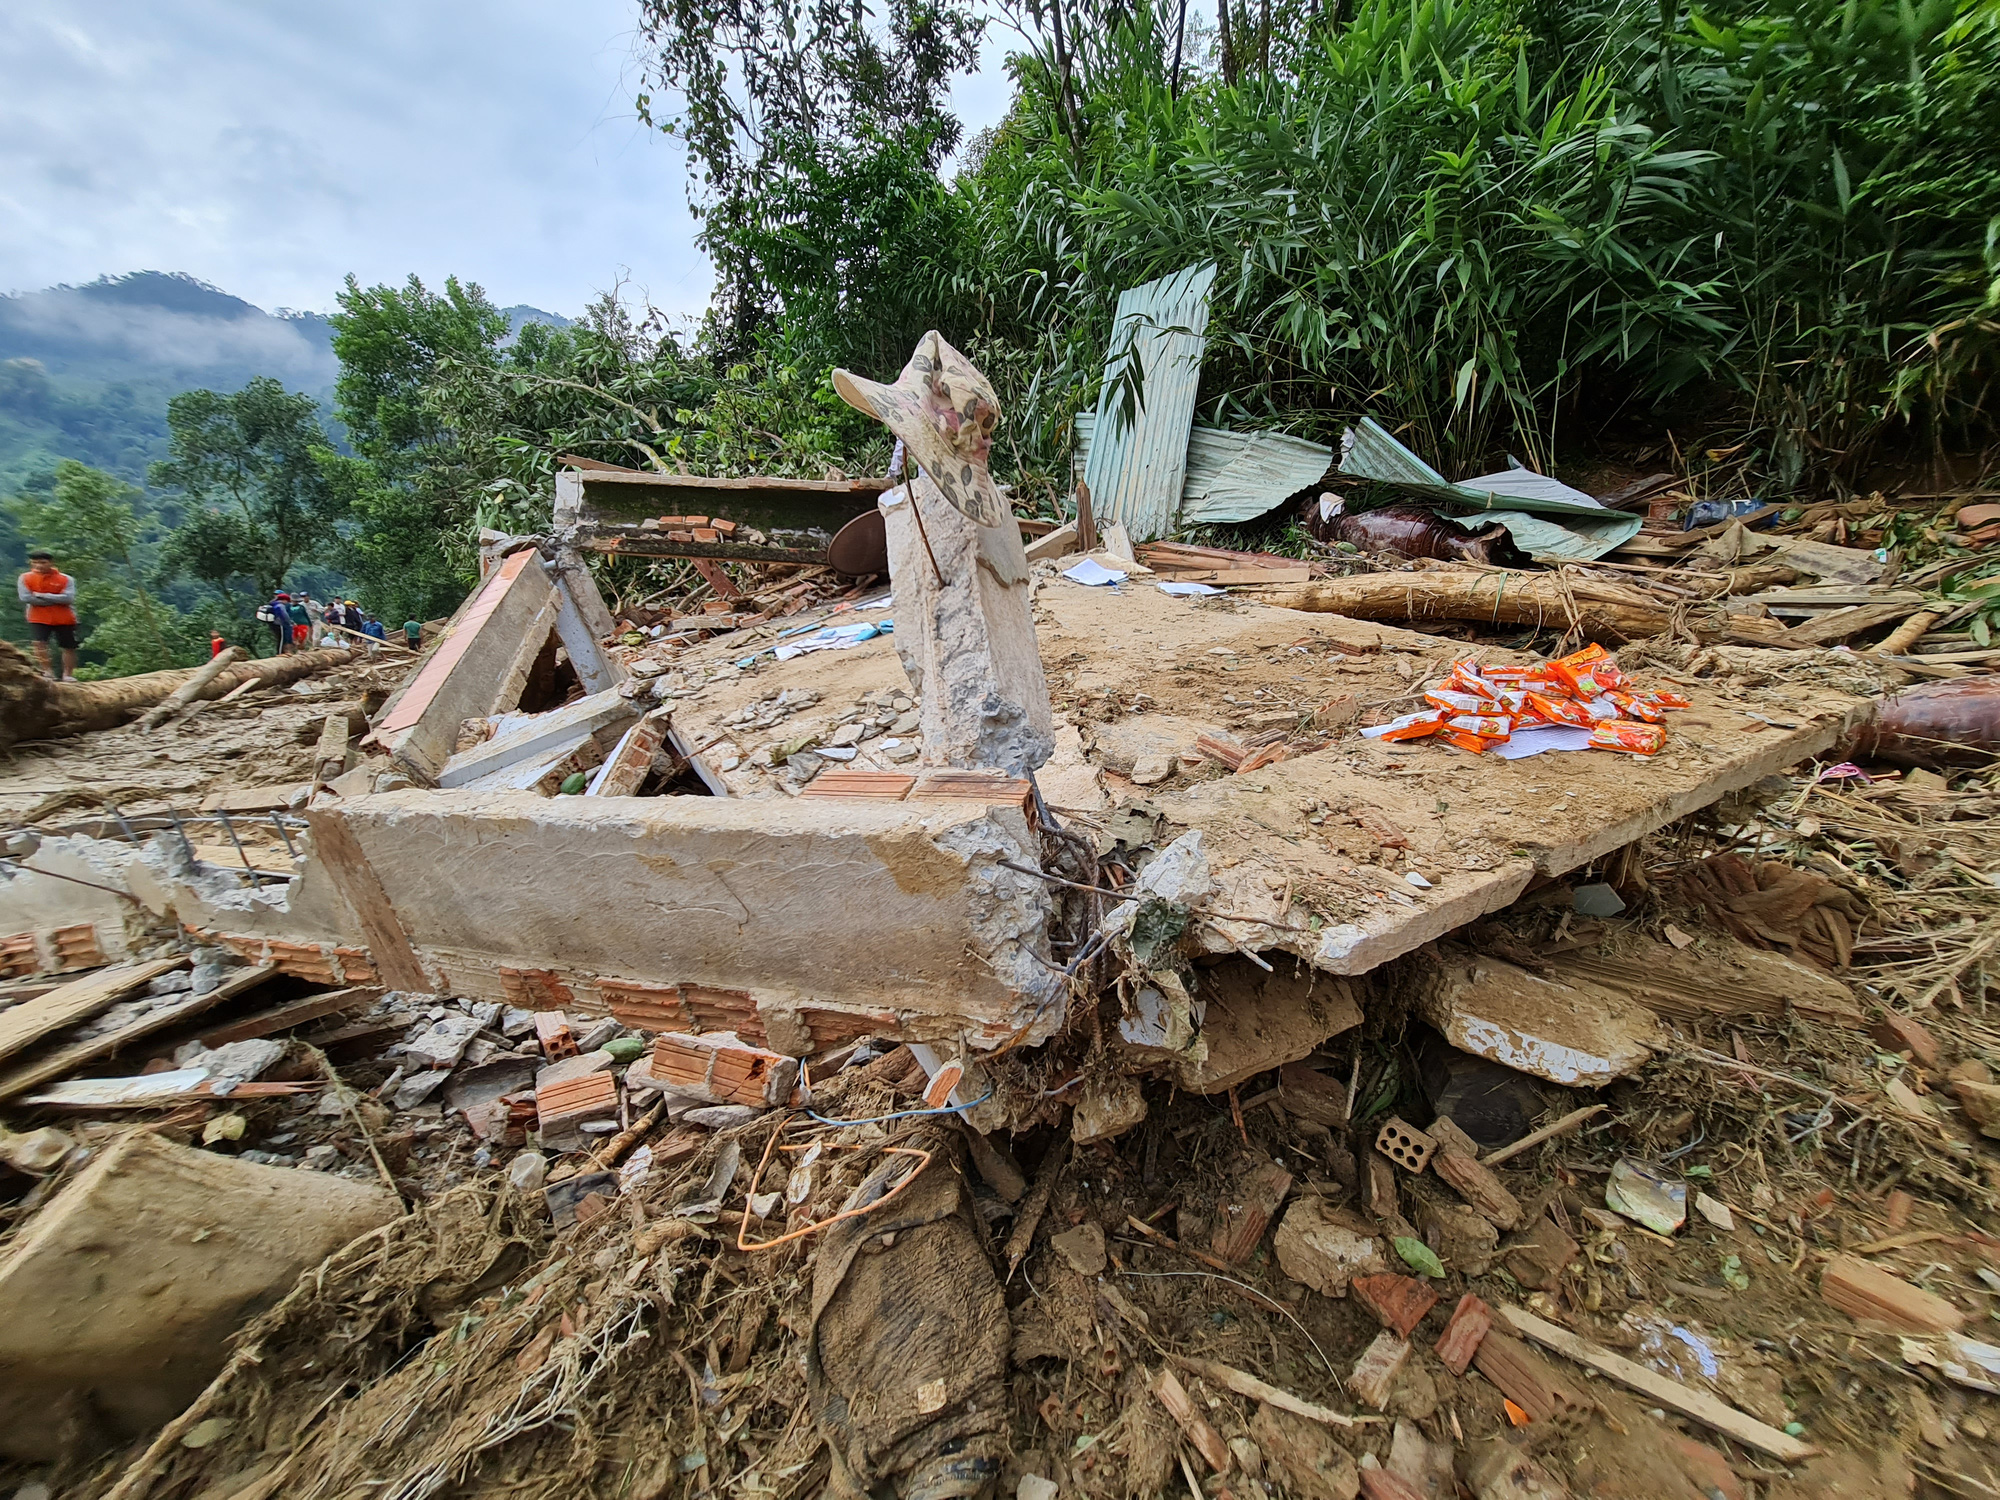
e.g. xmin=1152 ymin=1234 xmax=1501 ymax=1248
xmin=0 ymin=958 xmax=186 ymax=1065
xmin=0 ymin=964 xmax=277 ymax=1102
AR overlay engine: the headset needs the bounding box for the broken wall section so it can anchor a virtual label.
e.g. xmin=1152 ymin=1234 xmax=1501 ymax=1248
xmin=369 ymin=545 xmax=624 ymax=785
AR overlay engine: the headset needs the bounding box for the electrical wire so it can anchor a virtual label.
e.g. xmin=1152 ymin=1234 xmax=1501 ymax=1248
xmin=800 ymin=1096 xmax=996 ymax=1128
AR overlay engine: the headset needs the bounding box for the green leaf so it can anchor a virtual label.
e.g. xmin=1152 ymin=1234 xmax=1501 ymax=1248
xmin=1394 ymin=1236 xmax=1445 ymax=1279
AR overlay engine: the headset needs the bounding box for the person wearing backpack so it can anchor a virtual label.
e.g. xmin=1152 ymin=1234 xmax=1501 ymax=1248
xmin=256 ymin=592 xmax=293 ymax=655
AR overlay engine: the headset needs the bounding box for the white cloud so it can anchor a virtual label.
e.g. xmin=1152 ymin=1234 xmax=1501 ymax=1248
xmin=0 ymin=0 xmax=1025 ymax=324
xmin=0 ymin=0 xmax=716 ymax=319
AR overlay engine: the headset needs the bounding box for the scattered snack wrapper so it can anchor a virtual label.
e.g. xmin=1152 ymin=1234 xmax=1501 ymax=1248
xmin=1363 ymin=646 xmax=1686 ymax=756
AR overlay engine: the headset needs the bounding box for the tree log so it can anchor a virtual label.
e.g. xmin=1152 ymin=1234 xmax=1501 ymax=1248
xmin=0 ymin=643 xmax=352 ymax=751
xmin=1247 ymin=570 xmax=1674 ymax=643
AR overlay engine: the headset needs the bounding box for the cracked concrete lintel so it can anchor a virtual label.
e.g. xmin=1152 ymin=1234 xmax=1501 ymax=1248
xmin=320 ymin=789 xmax=1061 ymax=1047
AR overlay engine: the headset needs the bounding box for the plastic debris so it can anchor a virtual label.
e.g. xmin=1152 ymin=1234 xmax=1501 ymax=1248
xmin=1605 ymin=1159 xmax=1687 ymax=1234
xmin=1064 ymin=559 xmax=1128 ymax=587
xmin=508 ymin=1150 xmax=549 ymax=1194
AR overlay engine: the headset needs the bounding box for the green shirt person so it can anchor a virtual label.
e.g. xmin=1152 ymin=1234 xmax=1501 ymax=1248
xmin=402 ymin=619 xmax=422 ymax=647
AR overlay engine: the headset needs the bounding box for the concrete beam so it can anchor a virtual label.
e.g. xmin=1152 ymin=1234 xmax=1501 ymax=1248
xmin=200 ymin=789 xmax=1065 ymax=1053
xmin=437 ymin=688 xmax=637 ymax=788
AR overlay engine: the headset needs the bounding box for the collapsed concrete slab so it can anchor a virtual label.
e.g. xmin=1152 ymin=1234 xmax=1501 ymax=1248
xmin=0 ymin=834 xmax=154 ymax=976
xmin=155 ymin=789 xmax=1064 ymax=1053
xmin=0 ymin=1130 xmax=398 ymax=1459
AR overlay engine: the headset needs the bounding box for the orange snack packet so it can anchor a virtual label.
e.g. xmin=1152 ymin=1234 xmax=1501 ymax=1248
xmin=1361 ymin=709 xmax=1447 ymax=742
xmin=1447 ymin=663 xmax=1499 ymax=699
xmin=1526 ymin=691 xmax=1594 ymax=727
xmin=1447 ymin=714 xmax=1514 ymax=740
xmin=1440 ymin=727 xmax=1495 ymax=754
xmin=1606 ymin=690 xmax=1665 ymax=723
xmin=1552 ymin=643 xmax=1629 ymax=697
xmin=1588 ymin=721 xmax=1667 ymax=755
xmin=1425 ymin=688 xmax=1491 ymax=714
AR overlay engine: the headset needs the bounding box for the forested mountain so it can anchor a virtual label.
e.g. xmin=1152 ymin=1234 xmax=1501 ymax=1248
xmin=0 ymin=273 xmax=566 ymax=492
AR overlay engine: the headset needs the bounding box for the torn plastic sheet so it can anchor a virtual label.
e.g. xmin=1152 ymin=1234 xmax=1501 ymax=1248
xmin=1157 ymin=580 xmax=1224 ymax=597
xmin=1340 ymin=417 xmax=1642 ymax=561
xmin=1064 ymin=559 xmax=1128 ymax=587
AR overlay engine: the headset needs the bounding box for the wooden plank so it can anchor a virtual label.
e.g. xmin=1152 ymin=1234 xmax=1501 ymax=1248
xmin=1170 ymin=565 xmax=1315 ymax=587
xmin=577 ymin=470 xmax=892 ymax=494
xmin=0 ymin=978 xmax=67 ymax=1008
xmin=1779 ymin=600 xmax=1917 ymax=648
xmin=196 ymin=986 xmax=381 ymax=1049
xmin=25 ymin=1072 xmax=314 ymax=1112
xmin=0 ymin=958 xmax=185 ymax=1065
xmin=1432 ymin=1149 xmax=1524 ymax=1230
xmin=301 ymin=810 xmax=430 ymax=991
xmin=0 ymin=964 xmax=277 ymax=1102
xmin=1495 ymin=1303 xmax=1817 ymax=1462
xmin=1820 ymin=1254 xmax=1966 ymax=1334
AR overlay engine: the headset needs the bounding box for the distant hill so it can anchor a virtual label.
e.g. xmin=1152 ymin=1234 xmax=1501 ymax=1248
xmin=0 ymin=272 xmax=570 ymax=492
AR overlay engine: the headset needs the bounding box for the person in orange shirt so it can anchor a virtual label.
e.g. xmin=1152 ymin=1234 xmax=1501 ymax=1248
xmin=18 ymin=551 xmax=78 ymax=681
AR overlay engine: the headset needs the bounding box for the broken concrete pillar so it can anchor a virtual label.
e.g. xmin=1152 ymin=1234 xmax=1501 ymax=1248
xmin=880 ymin=475 xmax=1053 ymax=776
xmin=833 ymin=334 xmax=1051 ymax=776
xmin=0 ymin=1130 xmax=398 ymax=1459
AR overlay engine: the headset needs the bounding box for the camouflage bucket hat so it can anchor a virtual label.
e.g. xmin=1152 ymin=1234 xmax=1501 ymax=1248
xmin=833 ymin=331 xmax=1008 ymax=528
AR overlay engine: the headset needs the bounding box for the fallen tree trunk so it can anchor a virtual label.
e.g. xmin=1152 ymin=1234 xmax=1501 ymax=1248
xmin=0 ymin=643 xmax=351 ymax=751
xmin=1247 ymin=568 xmax=1676 ymax=643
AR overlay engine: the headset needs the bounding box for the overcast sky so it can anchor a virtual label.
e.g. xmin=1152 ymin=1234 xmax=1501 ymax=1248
xmin=0 ymin=0 xmax=1017 ymax=323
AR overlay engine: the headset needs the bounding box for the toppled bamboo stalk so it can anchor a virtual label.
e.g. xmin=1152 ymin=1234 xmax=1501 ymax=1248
xmin=138 ymin=645 xmax=246 ymax=730
xmin=1495 ymin=1303 xmax=1817 ymax=1461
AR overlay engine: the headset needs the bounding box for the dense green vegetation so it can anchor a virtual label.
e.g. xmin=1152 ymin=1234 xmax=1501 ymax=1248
xmin=642 ymin=0 xmax=2000 ymax=497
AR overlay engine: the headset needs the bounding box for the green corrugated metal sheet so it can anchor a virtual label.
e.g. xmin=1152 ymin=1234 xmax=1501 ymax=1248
xmin=1073 ymin=414 xmax=1334 ymax=526
xmin=1339 ymin=416 xmax=1640 ymax=559
xmin=1081 ymin=263 xmax=1216 ymax=542
xmin=1442 ymin=510 xmax=1643 ymax=564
